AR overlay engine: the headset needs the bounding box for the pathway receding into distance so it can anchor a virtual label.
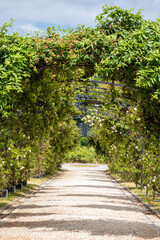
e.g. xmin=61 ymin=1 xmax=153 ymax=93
xmin=0 ymin=163 xmax=160 ymax=240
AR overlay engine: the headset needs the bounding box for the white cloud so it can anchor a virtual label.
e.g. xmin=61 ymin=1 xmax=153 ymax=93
xmin=17 ymin=24 xmax=40 ymax=32
xmin=0 ymin=0 xmax=101 ymax=25
xmin=0 ymin=0 xmax=160 ymax=34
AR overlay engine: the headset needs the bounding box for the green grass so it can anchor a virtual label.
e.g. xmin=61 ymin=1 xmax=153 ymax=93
xmin=110 ymin=173 xmax=160 ymax=213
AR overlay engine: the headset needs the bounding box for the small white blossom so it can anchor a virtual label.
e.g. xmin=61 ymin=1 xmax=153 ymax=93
xmin=152 ymin=176 xmax=156 ymax=182
xmin=8 ymin=147 xmax=11 ymax=150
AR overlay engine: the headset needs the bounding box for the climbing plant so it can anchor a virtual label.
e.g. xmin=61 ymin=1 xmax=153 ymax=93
xmin=0 ymin=5 xmax=159 ymax=195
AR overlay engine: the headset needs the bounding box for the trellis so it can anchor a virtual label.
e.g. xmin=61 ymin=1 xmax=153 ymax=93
xmin=75 ymin=77 xmax=136 ymax=136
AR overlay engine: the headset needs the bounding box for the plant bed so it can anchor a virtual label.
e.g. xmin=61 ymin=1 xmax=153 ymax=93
xmin=22 ymin=180 xmax=27 ymax=187
xmin=1 ymin=189 xmax=8 ymax=198
xmin=107 ymin=172 xmax=160 ymax=214
xmin=8 ymin=186 xmax=16 ymax=193
xmin=33 ymin=175 xmax=42 ymax=179
xmin=0 ymin=174 xmax=54 ymax=209
xmin=16 ymin=183 xmax=23 ymax=190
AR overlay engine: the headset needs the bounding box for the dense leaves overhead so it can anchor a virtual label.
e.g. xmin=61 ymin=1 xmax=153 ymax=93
xmin=0 ymin=5 xmax=159 ymax=193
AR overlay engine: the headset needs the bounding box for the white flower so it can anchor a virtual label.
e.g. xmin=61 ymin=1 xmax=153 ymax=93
xmin=29 ymin=150 xmax=31 ymax=152
xmin=137 ymin=118 xmax=141 ymax=121
xmin=152 ymin=176 xmax=156 ymax=182
xmin=134 ymin=108 xmax=137 ymax=111
xmin=16 ymin=156 xmax=19 ymax=159
xmin=100 ymin=124 xmax=102 ymax=127
xmin=23 ymin=155 xmax=26 ymax=158
xmin=8 ymin=147 xmax=11 ymax=150
xmin=21 ymin=166 xmax=24 ymax=170
xmin=28 ymin=136 xmax=30 ymax=139
xmin=23 ymin=134 xmax=25 ymax=137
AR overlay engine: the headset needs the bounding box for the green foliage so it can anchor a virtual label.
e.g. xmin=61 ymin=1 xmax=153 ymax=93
xmin=96 ymin=5 xmax=143 ymax=33
xmin=92 ymin=103 xmax=160 ymax=193
xmin=80 ymin=137 xmax=89 ymax=146
xmin=0 ymin=4 xmax=159 ymax=197
xmin=65 ymin=144 xmax=103 ymax=164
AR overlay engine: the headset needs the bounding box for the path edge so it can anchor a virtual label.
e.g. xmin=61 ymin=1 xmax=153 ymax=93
xmin=106 ymin=171 xmax=160 ymax=219
xmin=0 ymin=170 xmax=64 ymax=220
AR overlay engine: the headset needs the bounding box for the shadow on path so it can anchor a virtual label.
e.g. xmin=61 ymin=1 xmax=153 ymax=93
xmin=72 ymin=204 xmax=139 ymax=212
xmin=59 ymin=193 xmax=127 ymax=200
xmin=0 ymin=218 xmax=159 ymax=239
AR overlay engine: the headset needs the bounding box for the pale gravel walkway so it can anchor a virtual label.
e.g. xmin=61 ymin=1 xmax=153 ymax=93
xmin=0 ymin=163 xmax=160 ymax=240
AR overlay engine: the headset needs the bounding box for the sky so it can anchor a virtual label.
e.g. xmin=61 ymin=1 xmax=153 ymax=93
xmin=1 ymin=0 xmax=160 ymax=35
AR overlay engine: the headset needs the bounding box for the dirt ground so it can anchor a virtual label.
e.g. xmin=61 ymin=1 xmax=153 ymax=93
xmin=0 ymin=163 xmax=160 ymax=240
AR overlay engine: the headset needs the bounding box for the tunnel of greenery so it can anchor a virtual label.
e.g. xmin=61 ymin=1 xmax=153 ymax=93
xmin=0 ymin=5 xmax=159 ymax=196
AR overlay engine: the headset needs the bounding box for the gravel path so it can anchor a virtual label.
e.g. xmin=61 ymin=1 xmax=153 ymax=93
xmin=0 ymin=163 xmax=160 ymax=240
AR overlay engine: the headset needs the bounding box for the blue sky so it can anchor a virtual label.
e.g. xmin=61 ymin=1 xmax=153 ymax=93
xmin=1 ymin=0 xmax=160 ymax=35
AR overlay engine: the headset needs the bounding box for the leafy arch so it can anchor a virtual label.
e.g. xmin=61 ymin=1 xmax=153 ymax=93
xmin=0 ymin=5 xmax=159 ymax=193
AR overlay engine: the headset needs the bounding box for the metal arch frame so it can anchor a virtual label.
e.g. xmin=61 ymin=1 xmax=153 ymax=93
xmin=75 ymin=78 xmax=136 ymax=136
